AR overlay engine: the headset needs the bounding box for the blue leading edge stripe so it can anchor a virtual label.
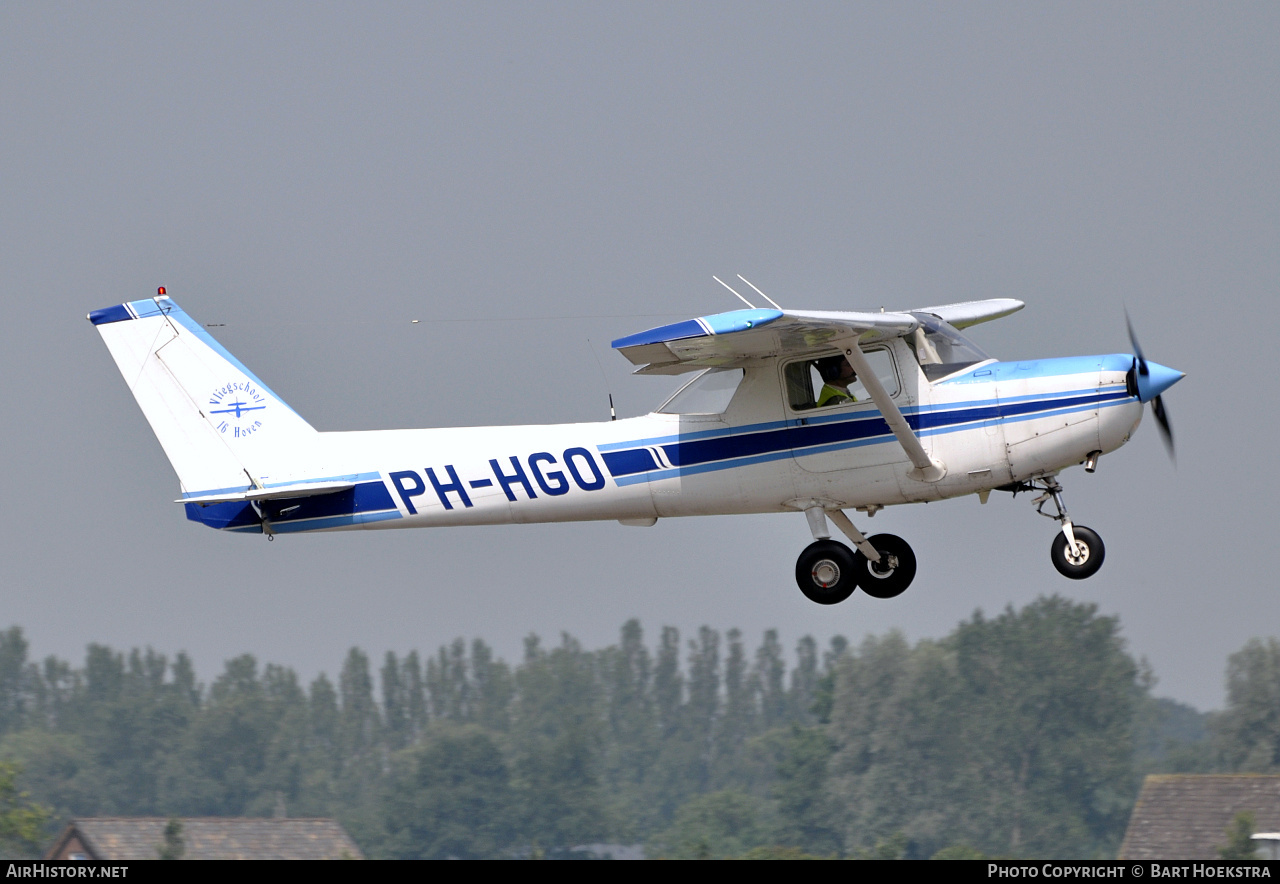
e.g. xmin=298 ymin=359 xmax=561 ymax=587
xmin=87 ymin=304 xmax=133 ymax=325
xmin=611 ymin=309 xmax=783 ymax=349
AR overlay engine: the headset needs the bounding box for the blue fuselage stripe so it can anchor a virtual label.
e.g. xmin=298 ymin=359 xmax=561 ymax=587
xmin=603 ymin=387 xmax=1131 ymax=479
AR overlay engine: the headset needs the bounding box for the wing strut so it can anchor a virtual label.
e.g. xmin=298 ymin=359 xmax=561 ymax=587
xmin=839 ymin=339 xmax=946 ymax=482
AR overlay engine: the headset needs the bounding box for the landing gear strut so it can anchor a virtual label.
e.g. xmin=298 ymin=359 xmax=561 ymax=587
xmin=793 ymin=506 xmax=917 ymax=604
xmin=1029 ymin=478 xmax=1105 ymax=579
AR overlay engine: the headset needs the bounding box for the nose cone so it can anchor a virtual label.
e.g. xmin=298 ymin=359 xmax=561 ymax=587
xmin=1136 ymin=360 xmax=1185 ymax=403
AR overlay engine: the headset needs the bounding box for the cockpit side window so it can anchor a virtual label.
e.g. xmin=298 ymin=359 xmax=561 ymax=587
xmin=657 ymin=368 xmax=744 ymax=415
xmin=784 ymin=348 xmax=899 ymax=411
xmin=908 ymin=315 xmax=992 ymax=381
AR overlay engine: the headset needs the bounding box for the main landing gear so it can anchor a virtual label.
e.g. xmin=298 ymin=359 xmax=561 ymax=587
xmin=1021 ymin=477 xmax=1106 ymax=580
xmin=794 ymin=506 xmax=917 ymax=605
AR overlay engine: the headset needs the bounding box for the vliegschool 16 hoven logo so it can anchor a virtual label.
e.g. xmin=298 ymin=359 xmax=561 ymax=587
xmin=209 ymin=381 xmax=266 ymax=438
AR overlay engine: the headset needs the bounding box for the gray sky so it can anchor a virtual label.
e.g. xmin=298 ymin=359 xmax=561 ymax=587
xmin=2 ymin=2 xmax=1275 ymax=710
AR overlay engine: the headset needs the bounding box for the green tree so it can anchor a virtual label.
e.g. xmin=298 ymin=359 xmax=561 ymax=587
xmin=1218 ymin=810 xmax=1258 ymax=860
xmin=381 ymin=725 xmax=514 ymax=859
xmin=159 ymin=654 xmax=276 ymax=815
xmin=0 ymin=762 xmax=51 ymax=859
xmin=338 ymin=648 xmax=379 ymax=759
xmin=827 ymin=631 xmax=962 ymax=856
xmin=0 ymin=629 xmax=30 ymax=736
xmin=381 ymin=652 xmax=409 ymax=751
xmin=789 ymin=636 xmax=819 ymax=725
xmin=0 ymin=730 xmax=103 ymax=820
xmin=601 ymin=620 xmax=657 ymax=835
xmin=510 ymin=634 xmax=608 ymax=848
xmin=810 ymin=635 xmax=849 ymax=725
xmin=1213 ymin=638 xmax=1280 ymax=772
xmin=771 ymin=725 xmax=841 ymax=855
xmin=684 ymin=626 xmax=720 ymax=792
xmin=66 ymin=647 xmax=198 ymax=814
xmin=426 ymin=639 xmax=470 ymax=722
xmin=948 ymin=598 xmax=1140 ymax=857
xmin=156 ymin=817 xmax=184 ymax=860
xmin=827 ymin=598 xmax=1143 ymax=859
xmin=1135 ymin=696 xmax=1215 ymax=774
xmin=469 ymin=639 xmax=513 ymax=732
xmin=755 ymin=630 xmax=787 ymax=729
xmin=402 ymin=651 xmax=427 ymax=740
xmin=715 ymin=628 xmax=755 ymax=785
xmin=648 ymin=790 xmax=772 ymax=859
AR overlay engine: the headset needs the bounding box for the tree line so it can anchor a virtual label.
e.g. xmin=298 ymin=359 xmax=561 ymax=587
xmin=0 ymin=596 xmax=1276 ymax=858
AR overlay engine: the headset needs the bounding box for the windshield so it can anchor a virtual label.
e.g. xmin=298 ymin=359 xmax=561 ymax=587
xmin=657 ymin=368 xmax=744 ymax=415
xmin=908 ymin=314 xmax=991 ymax=380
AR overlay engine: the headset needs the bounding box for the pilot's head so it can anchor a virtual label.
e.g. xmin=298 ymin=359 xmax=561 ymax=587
xmin=817 ymin=355 xmax=855 ymax=384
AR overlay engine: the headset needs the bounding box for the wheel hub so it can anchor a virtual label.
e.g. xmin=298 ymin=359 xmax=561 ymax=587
xmin=869 ymin=553 xmax=898 ymax=577
xmin=1064 ymin=543 xmax=1090 ymax=566
xmin=811 ymin=559 xmax=841 ymax=588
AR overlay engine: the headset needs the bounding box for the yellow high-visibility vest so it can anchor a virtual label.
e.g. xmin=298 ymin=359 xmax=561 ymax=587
xmin=816 ymin=384 xmax=856 ymax=407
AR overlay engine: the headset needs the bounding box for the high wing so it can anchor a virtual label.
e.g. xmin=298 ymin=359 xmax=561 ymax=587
xmin=908 ymin=298 xmax=1024 ymax=329
xmin=612 ymin=308 xmax=916 ymax=375
xmin=612 ymin=298 xmax=1022 ymax=373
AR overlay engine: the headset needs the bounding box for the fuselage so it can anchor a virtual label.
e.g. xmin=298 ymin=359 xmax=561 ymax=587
xmin=186 ymin=344 xmax=1144 ymax=535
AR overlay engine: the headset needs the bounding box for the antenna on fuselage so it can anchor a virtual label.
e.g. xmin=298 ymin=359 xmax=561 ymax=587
xmin=737 ymin=275 xmax=783 ymax=309
xmin=713 ymin=276 xmax=755 ymax=309
xmin=587 ymin=338 xmax=617 ymax=421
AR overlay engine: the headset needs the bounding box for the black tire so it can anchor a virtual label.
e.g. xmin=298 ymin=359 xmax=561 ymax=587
xmin=855 ymin=533 xmax=917 ymax=599
xmin=795 ymin=540 xmax=858 ymax=605
xmin=1050 ymin=525 xmax=1105 ymax=579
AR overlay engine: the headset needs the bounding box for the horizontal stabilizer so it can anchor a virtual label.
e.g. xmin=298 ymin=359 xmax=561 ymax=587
xmin=179 ymin=480 xmax=357 ymax=506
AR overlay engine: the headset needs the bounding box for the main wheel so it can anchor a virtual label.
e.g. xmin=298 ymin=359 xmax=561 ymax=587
xmin=855 ymin=533 xmax=917 ymax=599
xmin=1050 ymin=525 xmax=1105 ymax=579
xmin=795 ymin=540 xmax=858 ymax=605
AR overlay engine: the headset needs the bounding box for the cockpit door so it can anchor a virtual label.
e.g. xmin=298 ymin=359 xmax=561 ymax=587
xmin=786 ymin=343 xmax=915 ymax=474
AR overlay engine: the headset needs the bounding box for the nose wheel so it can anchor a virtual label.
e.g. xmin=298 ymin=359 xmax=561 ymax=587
xmin=1050 ymin=525 xmax=1105 ymax=579
xmin=1025 ymin=477 xmax=1106 ymax=580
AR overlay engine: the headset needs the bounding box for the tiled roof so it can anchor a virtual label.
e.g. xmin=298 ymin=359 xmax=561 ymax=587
xmin=47 ymin=818 xmax=363 ymax=860
xmin=1119 ymin=775 xmax=1280 ymax=860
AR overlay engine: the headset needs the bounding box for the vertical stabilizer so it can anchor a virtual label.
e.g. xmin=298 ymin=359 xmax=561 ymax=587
xmin=89 ymin=294 xmax=317 ymax=498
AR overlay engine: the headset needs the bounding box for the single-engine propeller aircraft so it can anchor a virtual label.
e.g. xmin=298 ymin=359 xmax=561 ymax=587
xmin=88 ymin=284 xmax=1183 ymax=604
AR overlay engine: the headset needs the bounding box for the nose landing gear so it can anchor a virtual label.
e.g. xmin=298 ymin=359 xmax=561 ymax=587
xmin=1030 ymin=478 xmax=1106 ymax=580
xmin=1050 ymin=525 xmax=1104 ymax=578
xmin=793 ymin=505 xmax=917 ymax=604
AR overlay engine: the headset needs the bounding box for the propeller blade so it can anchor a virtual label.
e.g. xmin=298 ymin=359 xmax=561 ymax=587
xmin=1151 ymin=395 xmax=1175 ymax=458
xmin=1125 ymin=309 xmax=1148 ymax=376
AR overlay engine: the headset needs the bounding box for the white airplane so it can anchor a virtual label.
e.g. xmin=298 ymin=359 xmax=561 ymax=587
xmin=88 ymin=284 xmax=1183 ymax=604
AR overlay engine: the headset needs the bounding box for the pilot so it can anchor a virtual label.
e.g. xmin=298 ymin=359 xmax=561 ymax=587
xmin=815 ymin=355 xmax=858 ymax=407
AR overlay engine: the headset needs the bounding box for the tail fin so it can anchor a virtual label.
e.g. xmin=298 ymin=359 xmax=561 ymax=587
xmin=89 ymin=293 xmax=317 ymax=499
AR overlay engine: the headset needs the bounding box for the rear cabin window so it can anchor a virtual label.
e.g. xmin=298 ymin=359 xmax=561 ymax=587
xmin=657 ymin=368 xmax=744 ymax=415
xmin=784 ymin=349 xmax=899 ymax=411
